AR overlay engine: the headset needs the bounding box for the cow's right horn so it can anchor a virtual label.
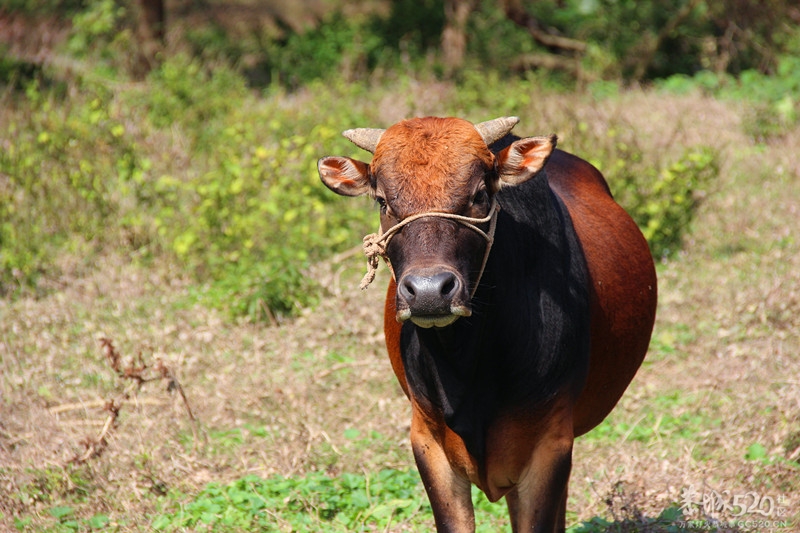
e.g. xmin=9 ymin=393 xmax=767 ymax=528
xmin=342 ymin=128 xmax=385 ymax=153
xmin=475 ymin=116 xmax=520 ymax=145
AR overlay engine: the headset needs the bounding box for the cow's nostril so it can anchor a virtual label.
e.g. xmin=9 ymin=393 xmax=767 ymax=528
xmin=399 ymin=278 xmax=417 ymax=301
xmin=440 ymin=274 xmax=456 ymax=298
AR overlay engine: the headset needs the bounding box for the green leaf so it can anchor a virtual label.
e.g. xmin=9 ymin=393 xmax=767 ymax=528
xmin=49 ymin=506 xmax=74 ymax=520
xmin=745 ymin=442 xmax=768 ymax=462
xmin=87 ymin=514 xmax=110 ymax=528
xmin=343 ymin=428 xmax=361 ymax=440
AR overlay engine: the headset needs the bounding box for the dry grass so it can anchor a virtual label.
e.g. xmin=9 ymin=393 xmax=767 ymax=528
xmin=1 ymin=88 xmax=799 ymax=531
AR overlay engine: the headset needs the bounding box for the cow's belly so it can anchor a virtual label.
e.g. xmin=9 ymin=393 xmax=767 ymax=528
xmin=545 ymin=150 xmax=658 ymax=435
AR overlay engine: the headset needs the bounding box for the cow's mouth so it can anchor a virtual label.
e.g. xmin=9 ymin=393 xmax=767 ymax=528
xmin=396 ymin=305 xmax=471 ymax=328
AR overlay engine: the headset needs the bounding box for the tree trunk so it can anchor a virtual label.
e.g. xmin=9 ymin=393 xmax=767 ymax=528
xmin=441 ymin=0 xmax=477 ymax=76
xmin=134 ymin=0 xmax=166 ymax=76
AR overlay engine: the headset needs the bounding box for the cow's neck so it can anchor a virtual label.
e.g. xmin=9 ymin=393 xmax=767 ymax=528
xmin=401 ymin=317 xmax=493 ymax=459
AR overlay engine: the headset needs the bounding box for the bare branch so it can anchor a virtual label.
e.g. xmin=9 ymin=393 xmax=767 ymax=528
xmin=500 ymin=0 xmax=587 ymax=53
xmin=67 ymin=339 xmax=198 ymax=464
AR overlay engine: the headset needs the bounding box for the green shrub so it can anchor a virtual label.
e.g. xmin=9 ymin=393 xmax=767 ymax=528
xmin=67 ymin=0 xmax=125 ymax=57
xmin=262 ymin=12 xmax=385 ymax=89
xmin=138 ymin=69 xmax=375 ymax=317
xmin=551 ymin=109 xmax=719 ymax=260
xmin=0 ymin=78 xmax=144 ymax=294
xmin=145 ymin=54 xmax=249 ymax=145
xmin=0 ymin=66 xmax=374 ymax=315
xmin=612 ymin=146 xmax=719 ymax=259
xmin=154 ymin=121 xmax=373 ymax=318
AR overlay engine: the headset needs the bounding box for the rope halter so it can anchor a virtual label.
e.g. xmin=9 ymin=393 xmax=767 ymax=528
xmin=359 ymin=197 xmax=500 ymax=298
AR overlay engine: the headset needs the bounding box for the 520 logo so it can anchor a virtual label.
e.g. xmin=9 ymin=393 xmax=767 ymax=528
xmin=679 ymin=486 xmax=790 ymax=518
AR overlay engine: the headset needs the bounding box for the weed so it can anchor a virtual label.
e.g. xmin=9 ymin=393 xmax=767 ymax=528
xmin=568 ymin=506 xmax=688 ymax=533
xmin=15 ymin=466 xmax=92 ymax=508
xmin=151 ymin=470 xmax=429 ymax=531
xmin=64 ymin=338 xmax=195 ymax=464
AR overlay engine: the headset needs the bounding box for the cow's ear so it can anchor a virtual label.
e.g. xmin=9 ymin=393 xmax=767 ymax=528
xmin=495 ymin=135 xmax=557 ymax=187
xmin=318 ymin=156 xmax=371 ymax=197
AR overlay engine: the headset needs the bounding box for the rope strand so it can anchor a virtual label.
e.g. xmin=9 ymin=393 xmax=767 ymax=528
xmin=359 ymin=198 xmax=500 ymax=296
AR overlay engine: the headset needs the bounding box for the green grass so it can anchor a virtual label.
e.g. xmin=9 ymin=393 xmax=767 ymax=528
xmin=151 ymin=470 xmax=431 ymax=532
xmin=583 ymin=390 xmax=721 ymax=446
xmin=147 ymin=470 xmax=699 ymax=533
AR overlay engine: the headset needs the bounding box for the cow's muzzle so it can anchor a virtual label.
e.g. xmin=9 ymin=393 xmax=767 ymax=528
xmin=395 ymin=269 xmax=472 ymax=328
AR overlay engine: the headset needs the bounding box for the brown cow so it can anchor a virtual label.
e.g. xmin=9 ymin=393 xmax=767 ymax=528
xmin=318 ymin=116 xmax=657 ymax=532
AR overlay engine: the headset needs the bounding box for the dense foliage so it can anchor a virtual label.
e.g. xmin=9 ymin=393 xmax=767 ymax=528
xmin=0 ymin=59 xmax=380 ymax=317
xmin=169 ymin=0 xmax=800 ymax=86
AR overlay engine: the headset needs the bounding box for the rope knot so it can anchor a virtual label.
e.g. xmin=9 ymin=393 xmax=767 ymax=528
xmin=359 ymin=232 xmax=387 ymax=290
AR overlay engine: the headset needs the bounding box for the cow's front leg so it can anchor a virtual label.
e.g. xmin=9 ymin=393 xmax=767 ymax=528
xmin=504 ymin=435 xmax=573 ymax=533
xmin=411 ymin=406 xmax=474 ymax=532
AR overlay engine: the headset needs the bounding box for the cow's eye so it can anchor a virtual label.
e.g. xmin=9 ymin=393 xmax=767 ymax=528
xmin=376 ymin=196 xmax=388 ymax=214
xmin=471 ymin=190 xmax=488 ymax=207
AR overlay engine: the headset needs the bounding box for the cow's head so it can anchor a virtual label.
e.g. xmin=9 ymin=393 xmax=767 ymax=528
xmin=319 ymin=116 xmax=555 ymax=328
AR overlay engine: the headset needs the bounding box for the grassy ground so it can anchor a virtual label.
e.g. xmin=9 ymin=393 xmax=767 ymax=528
xmin=1 ymin=87 xmax=799 ymax=531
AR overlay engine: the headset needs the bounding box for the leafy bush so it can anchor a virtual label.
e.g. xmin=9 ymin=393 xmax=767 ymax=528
xmin=0 ymin=69 xmax=717 ymax=313
xmin=152 ymin=119 xmax=371 ymax=317
xmin=0 ymin=47 xmax=718 ymax=316
xmin=526 ymin=101 xmax=720 ymax=261
xmin=137 ymin=60 xmax=376 ymax=317
xmin=0 ymin=61 xmax=375 ymax=315
xmin=612 ymin=147 xmax=718 ymax=259
xmin=0 ymin=78 xmax=142 ymax=294
xmin=66 ymin=0 xmax=125 ymax=57
xmin=145 ymin=54 xmax=248 ymax=144
xmin=261 ymin=12 xmax=386 ymax=89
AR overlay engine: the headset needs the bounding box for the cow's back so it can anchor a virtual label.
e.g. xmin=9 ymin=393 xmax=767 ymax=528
xmin=545 ymin=149 xmax=657 ymax=435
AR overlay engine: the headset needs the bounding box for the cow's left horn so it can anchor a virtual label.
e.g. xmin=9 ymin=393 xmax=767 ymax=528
xmin=474 ymin=116 xmax=520 ymax=145
xmin=342 ymin=128 xmax=385 ymax=153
